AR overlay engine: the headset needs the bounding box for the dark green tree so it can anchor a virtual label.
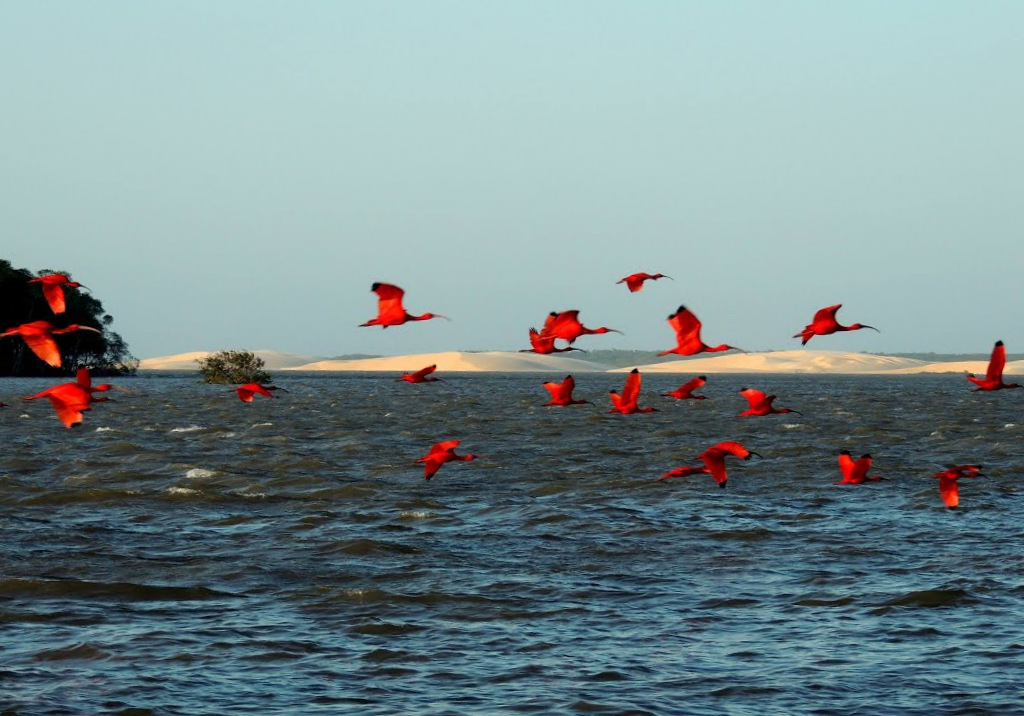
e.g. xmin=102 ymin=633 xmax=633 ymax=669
xmin=197 ymin=350 xmax=270 ymax=385
xmin=0 ymin=259 xmax=137 ymax=377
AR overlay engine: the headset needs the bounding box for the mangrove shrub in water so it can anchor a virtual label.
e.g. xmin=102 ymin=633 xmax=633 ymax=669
xmin=197 ymin=350 xmax=271 ymax=385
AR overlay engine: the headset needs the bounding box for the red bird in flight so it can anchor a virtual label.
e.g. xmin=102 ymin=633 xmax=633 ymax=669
xmin=23 ymin=375 xmax=112 ymax=428
xmin=360 ymin=283 xmax=448 ymax=328
xmin=794 ymin=304 xmax=878 ymax=345
xmin=608 ymin=368 xmax=657 ymax=414
xmin=400 ymin=364 xmax=442 ymax=383
xmin=660 ymin=440 xmax=760 ymax=488
xmin=617 ymin=272 xmax=672 ymax=293
xmin=29 ymin=273 xmax=89 ymax=314
xmin=541 ymin=375 xmax=591 ymax=407
xmin=967 ymin=341 xmax=1021 ymax=391
xmin=836 ymin=451 xmax=883 ymax=484
xmin=233 ymin=383 xmax=281 ymax=402
xmin=520 ymin=327 xmax=585 ymax=355
xmin=0 ymin=320 xmax=102 ymax=368
xmin=933 ymin=465 xmax=984 ymax=509
xmin=662 ymin=375 xmax=708 ymax=400
xmin=658 ymin=306 xmax=740 ymax=357
xmin=416 ymin=440 xmax=478 ymax=480
xmin=542 ymin=310 xmax=621 ymax=345
xmin=738 ymin=388 xmax=801 ymax=417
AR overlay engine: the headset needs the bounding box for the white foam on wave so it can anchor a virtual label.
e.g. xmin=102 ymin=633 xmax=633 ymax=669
xmin=166 ymin=486 xmax=200 ymax=496
xmin=185 ymin=468 xmax=216 ymax=479
xmin=95 ymin=427 xmax=116 ymax=433
xmin=400 ymin=510 xmax=430 ymax=519
xmin=171 ymin=425 xmax=205 ymax=433
xmin=250 ymin=422 xmax=274 ymax=428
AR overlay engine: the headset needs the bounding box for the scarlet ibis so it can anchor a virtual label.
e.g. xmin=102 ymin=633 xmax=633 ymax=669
xmin=967 ymin=341 xmax=1021 ymax=391
xmin=233 ymin=383 xmax=281 ymax=402
xmin=0 ymin=320 xmax=102 ymax=368
xmin=657 ymin=306 xmax=740 ymax=357
xmin=520 ymin=327 xmax=586 ymax=355
xmin=360 ymin=283 xmax=448 ymax=328
xmin=608 ymin=368 xmax=657 ymax=414
xmin=542 ymin=310 xmax=621 ymax=345
xmin=662 ymin=375 xmax=708 ymax=400
xmin=836 ymin=451 xmax=883 ymax=484
xmin=542 ymin=375 xmax=591 ymax=407
xmin=29 ymin=273 xmax=89 ymax=314
xmin=399 ymin=364 xmax=442 ymax=383
xmin=794 ymin=304 xmax=878 ymax=345
xmin=617 ymin=272 xmax=672 ymax=293
xmin=416 ymin=440 xmax=478 ymax=480
xmin=738 ymin=388 xmax=801 ymax=417
xmin=933 ymin=465 xmax=984 ymax=509
xmin=661 ymin=440 xmax=760 ymax=487
xmin=23 ymin=380 xmax=106 ymax=428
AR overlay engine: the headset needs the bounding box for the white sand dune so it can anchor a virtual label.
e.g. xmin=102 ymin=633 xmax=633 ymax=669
xmin=286 ymin=351 xmax=607 ymax=373
xmin=138 ymin=350 xmax=323 ymax=371
xmin=616 ymin=350 xmax=928 ymax=374
xmin=139 ymin=349 xmax=1024 ymax=376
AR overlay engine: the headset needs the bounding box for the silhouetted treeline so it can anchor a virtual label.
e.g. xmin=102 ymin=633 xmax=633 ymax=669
xmin=0 ymin=259 xmax=137 ymax=377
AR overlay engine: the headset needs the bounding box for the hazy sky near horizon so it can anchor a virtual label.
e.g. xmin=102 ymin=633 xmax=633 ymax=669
xmin=3 ymin=2 xmax=1022 ymax=359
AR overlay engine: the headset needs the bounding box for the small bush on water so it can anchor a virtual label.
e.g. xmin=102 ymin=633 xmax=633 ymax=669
xmin=197 ymin=350 xmax=270 ymax=384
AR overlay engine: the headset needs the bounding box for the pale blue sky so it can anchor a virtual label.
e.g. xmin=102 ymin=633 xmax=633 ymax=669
xmin=3 ymin=2 xmax=1022 ymax=358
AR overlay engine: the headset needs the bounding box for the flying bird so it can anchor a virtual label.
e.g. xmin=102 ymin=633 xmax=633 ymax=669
xmin=28 ymin=273 xmax=89 ymax=314
xmin=0 ymin=320 xmax=102 ymax=368
xmin=738 ymin=388 xmax=801 ymax=417
xmin=933 ymin=464 xmax=984 ymax=509
xmin=662 ymin=375 xmax=708 ymax=400
xmin=233 ymin=383 xmax=281 ymax=402
xmin=658 ymin=306 xmax=740 ymax=357
xmin=660 ymin=440 xmax=760 ymax=487
xmin=541 ymin=375 xmax=591 ymax=407
xmin=608 ymin=368 xmax=657 ymax=414
xmin=967 ymin=341 xmax=1021 ymax=391
xmin=520 ymin=327 xmax=586 ymax=355
xmin=794 ymin=304 xmax=878 ymax=345
xmin=416 ymin=440 xmax=478 ymax=480
xmin=23 ymin=380 xmax=109 ymax=428
xmin=399 ymin=364 xmax=442 ymax=383
xmin=836 ymin=451 xmax=883 ymax=484
xmin=617 ymin=272 xmax=672 ymax=293
xmin=360 ymin=282 xmax=448 ymax=328
xmin=542 ymin=310 xmax=621 ymax=345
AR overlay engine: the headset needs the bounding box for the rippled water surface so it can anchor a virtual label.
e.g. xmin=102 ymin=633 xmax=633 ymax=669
xmin=2 ymin=372 xmax=1023 ymax=715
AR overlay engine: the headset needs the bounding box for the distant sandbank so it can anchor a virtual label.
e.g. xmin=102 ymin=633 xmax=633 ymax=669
xmin=137 ymin=349 xmax=1021 ymax=376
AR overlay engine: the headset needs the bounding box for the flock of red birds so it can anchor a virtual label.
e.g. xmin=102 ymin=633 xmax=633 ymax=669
xmin=3 ymin=272 xmax=1018 ymax=509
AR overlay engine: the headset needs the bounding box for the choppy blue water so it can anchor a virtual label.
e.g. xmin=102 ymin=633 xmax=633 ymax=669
xmin=1 ymin=372 xmax=1023 ymax=715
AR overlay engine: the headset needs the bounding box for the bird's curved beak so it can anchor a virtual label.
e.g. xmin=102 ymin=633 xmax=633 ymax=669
xmin=747 ymin=451 xmax=763 ymax=460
